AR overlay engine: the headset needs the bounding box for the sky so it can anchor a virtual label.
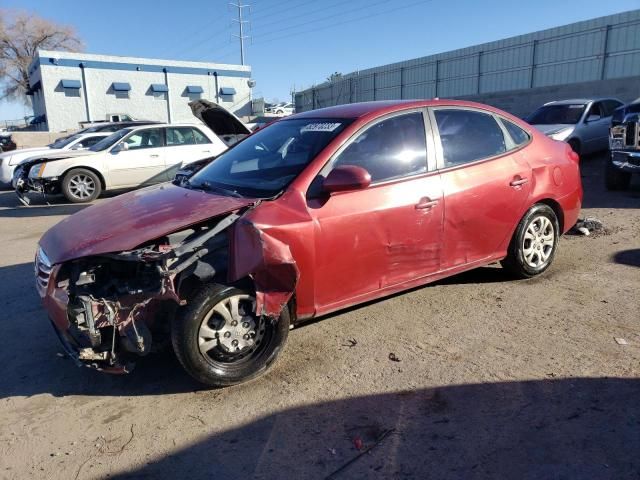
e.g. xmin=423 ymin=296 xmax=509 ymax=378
xmin=1 ymin=0 xmax=639 ymax=121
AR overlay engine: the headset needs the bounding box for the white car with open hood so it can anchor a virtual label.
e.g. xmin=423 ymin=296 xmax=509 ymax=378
xmin=14 ymin=100 xmax=251 ymax=204
xmin=0 ymin=132 xmax=111 ymax=185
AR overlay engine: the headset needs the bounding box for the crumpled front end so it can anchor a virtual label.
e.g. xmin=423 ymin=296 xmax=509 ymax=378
xmin=38 ymin=209 xmax=300 ymax=374
xmin=13 ymin=161 xmax=61 ymax=206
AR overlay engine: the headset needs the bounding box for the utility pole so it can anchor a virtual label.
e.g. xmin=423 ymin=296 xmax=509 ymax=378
xmin=230 ymin=0 xmax=251 ymax=65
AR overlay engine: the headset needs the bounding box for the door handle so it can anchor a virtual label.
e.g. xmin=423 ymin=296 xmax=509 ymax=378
xmin=150 ymin=154 xmax=160 ymax=158
xmin=415 ymin=197 xmax=439 ymax=210
xmin=202 ymin=150 xmax=211 ymax=153
xmin=510 ymin=177 xmax=528 ymax=187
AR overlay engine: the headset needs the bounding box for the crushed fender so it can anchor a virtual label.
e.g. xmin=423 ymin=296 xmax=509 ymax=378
xmin=229 ymin=218 xmax=300 ymax=318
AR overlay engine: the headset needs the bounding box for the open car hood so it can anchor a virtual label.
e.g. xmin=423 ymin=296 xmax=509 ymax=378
xmin=189 ymin=99 xmax=251 ymax=137
xmin=40 ymin=183 xmax=257 ymax=264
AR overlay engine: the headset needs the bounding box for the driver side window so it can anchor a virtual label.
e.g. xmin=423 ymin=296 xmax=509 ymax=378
xmin=333 ymin=112 xmax=427 ymax=183
xmin=588 ymin=102 xmax=603 ymax=119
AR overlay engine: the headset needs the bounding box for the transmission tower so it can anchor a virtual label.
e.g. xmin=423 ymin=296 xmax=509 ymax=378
xmin=229 ymin=0 xmax=251 ymax=65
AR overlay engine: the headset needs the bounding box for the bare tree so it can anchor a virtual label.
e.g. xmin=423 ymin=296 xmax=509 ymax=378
xmin=0 ymin=9 xmax=83 ymax=102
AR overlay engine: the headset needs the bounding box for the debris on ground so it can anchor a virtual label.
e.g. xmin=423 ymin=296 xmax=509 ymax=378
xmin=352 ymin=436 xmax=363 ymax=450
xmin=325 ymin=429 xmax=395 ymax=479
xmin=614 ymin=337 xmax=628 ymax=345
xmin=342 ymin=338 xmax=358 ymax=347
xmin=388 ymin=353 xmax=401 ymax=362
xmin=569 ymin=217 xmax=606 ymax=236
xmin=327 ymin=448 xmax=337 ymax=455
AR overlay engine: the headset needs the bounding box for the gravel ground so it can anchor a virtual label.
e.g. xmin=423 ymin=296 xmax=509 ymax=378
xmin=0 ymin=153 xmax=638 ymax=479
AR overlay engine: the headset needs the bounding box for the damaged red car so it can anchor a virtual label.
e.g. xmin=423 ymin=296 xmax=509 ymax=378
xmin=37 ymin=100 xmax=582 ymax=386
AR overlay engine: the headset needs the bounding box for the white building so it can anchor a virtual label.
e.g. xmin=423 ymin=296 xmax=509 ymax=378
xmin=27 ymin=50 xmax=253 ymax=132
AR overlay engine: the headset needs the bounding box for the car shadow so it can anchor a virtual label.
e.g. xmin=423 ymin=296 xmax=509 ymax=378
xmin=612 ymin=248 xmax=640 ymax=268
xmin=108 ymin=377 xmax=640 ymax=479
xmin=0 ymin=262 xmax=205 ymax=399
xmin=0 ymin=260 xmax=521 ymax=400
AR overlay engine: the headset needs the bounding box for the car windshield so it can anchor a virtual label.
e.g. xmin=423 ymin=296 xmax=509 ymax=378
xmin=49 ymin=135 xmax=81 ymax=149
xmin=187 ymin=118 xmax=351 ymax=197
xmin=527 ymin=104 xmax=586 ymax=125
xmin=89 ymin=128 xmax=132 ymax=152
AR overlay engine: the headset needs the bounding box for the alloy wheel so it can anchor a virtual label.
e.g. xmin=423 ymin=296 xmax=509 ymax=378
xmin=68 ymin=174 xmax=96 ymax=200
xmin=522 ymin=215 xmax=555 ymax=268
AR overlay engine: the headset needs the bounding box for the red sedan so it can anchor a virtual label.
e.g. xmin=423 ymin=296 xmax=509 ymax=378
xmin=36 ymin=100 xmax=582 ymax=386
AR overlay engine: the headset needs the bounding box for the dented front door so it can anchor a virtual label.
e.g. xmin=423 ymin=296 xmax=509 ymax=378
xmin=308 ymin=110 xmax=444 ymax=311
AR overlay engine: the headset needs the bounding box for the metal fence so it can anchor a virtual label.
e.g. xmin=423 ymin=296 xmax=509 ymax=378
xmin=295 ymin=11 xmax=640 ymax=112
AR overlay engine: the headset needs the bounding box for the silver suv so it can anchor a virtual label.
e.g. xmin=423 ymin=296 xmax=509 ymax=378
xmin=527 ymin=98 xmax=624 ymax=156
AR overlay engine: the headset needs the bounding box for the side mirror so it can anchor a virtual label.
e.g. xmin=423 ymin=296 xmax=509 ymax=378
xmin=113 ymin=141 xmax=129 ymax=153
xmin=322 ymin=165 xmax=371 ymax=194
xmin=71 ymin=143 xmax=83 ymax=150
xmin=586 ymin=114 xmax=601 ymax=123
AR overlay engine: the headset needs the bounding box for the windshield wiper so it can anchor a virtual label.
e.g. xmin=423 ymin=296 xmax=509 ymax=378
xmin=188 ymin=181 xmax=243 ymax=198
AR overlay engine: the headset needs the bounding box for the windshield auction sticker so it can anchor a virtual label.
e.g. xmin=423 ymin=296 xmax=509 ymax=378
xmin=301 ymin=122 xmax=342 ymax=133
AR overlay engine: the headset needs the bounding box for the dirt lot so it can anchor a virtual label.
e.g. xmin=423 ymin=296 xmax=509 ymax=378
xmin=0 ymin=153 xmax=638 ymax=479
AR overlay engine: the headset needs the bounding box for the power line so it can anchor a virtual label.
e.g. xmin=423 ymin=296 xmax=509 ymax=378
xmin=250 ymin=0 xmax=319 ymax=22
xmin=250 ymin=0 xmax=348 ymax=34
xmin=252 ymin=0 xmax=390 ymax=40
xmin=255 ymin=0 xmax=433 ymax=45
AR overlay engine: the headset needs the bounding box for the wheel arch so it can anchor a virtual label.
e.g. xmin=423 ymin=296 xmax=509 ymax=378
xmin=61 ymin=165 xmax=107 ymax=191
xmin=535 ymin=198 xmax=564 ymax=233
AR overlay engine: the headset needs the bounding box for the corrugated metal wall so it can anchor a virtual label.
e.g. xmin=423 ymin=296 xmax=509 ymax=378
xmin=295 ymin=10 xmax=640 ymax=112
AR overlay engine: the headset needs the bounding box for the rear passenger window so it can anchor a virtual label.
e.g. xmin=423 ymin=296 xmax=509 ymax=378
xmin=192 ymin=128 xmax=211 ymax=144
xmin=502 ymin=119 xmax=530 ymax=146
xmin=434 ymin=109 xmax=506 ymax=167
xmin=333 ymin=112 xmax=427 ymax=183
xmin=167 ymin=127 xmax=196 ymax=146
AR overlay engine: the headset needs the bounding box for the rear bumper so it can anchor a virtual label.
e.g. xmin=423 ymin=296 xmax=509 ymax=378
xmin=610 ymin=150 xmax=640 ymax=173
xmin=558 ymin=185 xmax=582 ymax=234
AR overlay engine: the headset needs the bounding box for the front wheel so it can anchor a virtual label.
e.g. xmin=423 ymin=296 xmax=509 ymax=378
xmin=61 ymin=168 xmax=102 ymax=203
xmin=501 ymin=204 xmax=560 ymax=279
xmin=171 ymin=283 xmax=290 ymax=387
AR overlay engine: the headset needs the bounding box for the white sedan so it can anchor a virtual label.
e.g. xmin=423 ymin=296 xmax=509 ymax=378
xmin=15 ymin=101 xmax=251 ymax=204
xmin=0 ymin=132 xmax=110 ymax=185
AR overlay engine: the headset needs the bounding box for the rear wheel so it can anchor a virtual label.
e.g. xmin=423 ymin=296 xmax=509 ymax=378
xmin=605 ymin=161 xmax=631 ymax=191
xmin=61 ymin=168 xmax=101 ymax=203
xmin=171 ymin=283 xmax=290 ymax=387
xmin=501 ymin=204 xmax=559 ymax=279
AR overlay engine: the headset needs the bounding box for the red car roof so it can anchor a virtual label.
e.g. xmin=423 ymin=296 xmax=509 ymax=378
xmin=290 ymin=99 xmax=508 ymax=120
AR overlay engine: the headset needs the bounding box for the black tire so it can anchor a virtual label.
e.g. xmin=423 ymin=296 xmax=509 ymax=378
xmin=501 ymin=204 xmax=560 ymax=279
xmin=61 ymin=168 xmax=102 ymax=203
xmin=605 ymin=161 xmax=631 ymax=191
xmin=171 ymin=283 xmax=290 ymax=387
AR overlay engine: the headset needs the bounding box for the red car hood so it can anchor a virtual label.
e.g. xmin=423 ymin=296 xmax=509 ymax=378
xmin=40 ymin=183 xmax=256 ymax=264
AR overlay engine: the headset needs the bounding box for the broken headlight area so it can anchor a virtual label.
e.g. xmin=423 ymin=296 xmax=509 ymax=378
xmin=52 ymin=213 xmax=240 ymax=372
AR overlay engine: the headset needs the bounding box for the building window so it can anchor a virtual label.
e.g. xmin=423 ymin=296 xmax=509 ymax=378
xmin=150 ymin=84 xmax=168 ymax=100
xmin=112 ymin=82 xmax=131 ymax=99
xmin=60 ymin=79 xmax=82 ymax=98
xmin=186 ymin=85 xmax=203 ymax=101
